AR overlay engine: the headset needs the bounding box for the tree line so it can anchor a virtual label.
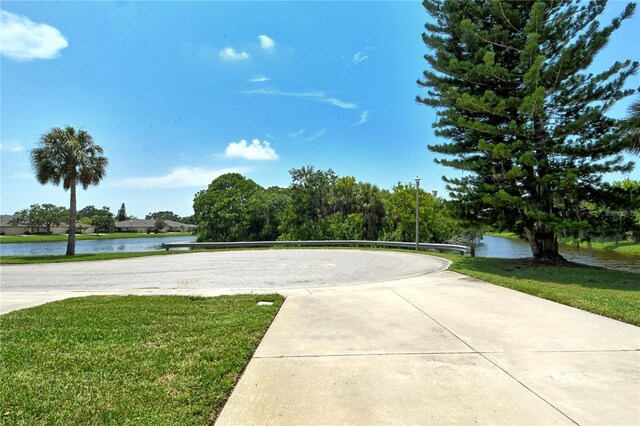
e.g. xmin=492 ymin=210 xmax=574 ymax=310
xmin=10 ymin=203 xmax=192 ymax=234
xmin=193 ymin=167 xmax=476 ymax=244
xmin=193 ymin=168 xmax=640 ymax=245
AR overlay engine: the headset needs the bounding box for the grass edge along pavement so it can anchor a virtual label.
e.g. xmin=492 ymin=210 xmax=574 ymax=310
xmin=0 ymin=294 xmax=284 ymax=425
xmin=432 ymin=252 xmax=640 ymax=326
xmin=0 ymin=250 xmax=208 ymax=264
xmin=2 ymin=245 xmax=637 ymax=325
xmin=0 ymin=232 xmax=193 ymax=244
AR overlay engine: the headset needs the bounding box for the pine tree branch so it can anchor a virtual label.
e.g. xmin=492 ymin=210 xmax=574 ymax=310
xmin=495 ymin=0 xmax=520 ymax=33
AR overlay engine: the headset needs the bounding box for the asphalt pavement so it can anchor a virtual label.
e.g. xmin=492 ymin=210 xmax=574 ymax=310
xmin=0 ymin=249 xmax=448 ymax=313
xmin=1 ymin=249 xmax=637 ymax=424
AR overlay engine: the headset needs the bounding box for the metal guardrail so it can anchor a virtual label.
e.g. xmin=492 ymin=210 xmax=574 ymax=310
xmin=161 ymin=240 xmax=474 ymax=256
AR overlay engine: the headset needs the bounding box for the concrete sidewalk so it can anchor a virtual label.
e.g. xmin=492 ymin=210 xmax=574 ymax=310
xmin=216 ymin=271 xmax=640 ymax=425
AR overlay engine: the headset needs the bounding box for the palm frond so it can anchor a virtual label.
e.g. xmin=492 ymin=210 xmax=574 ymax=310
xmin=31 ymin=125 xmax=109 ymax=188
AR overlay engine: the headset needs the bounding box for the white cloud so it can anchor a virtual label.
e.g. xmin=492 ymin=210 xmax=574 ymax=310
xmin=288 ymin=128 xmax=325 ymax=141
xmin=0 ymin=10 xmax=68 ymax=61
xmin=355 ymin=110 xmax=370 ymax=125
xmin=224 ymin=139 xmax=278 ymax=160
xmin=288 ymin=129 xmax=305 ymax=138
xmin=219 ymin=47 xmax=249 ymax=61
xmin=350 ymin=51 xmax=369 ymax=65
xmin=0 ymin=141 xmax=23 ymax=152
xmin=115 ymin=167 xmax=249 ymax=189
xmin=245 ymin=87 xmax=357 ymax=110
xmin=249 ymin=75 xmax=269 ymax=83
xmin=322 ymin=96 xmax=357 ymax=109
xmin=304 ymin=130 xmax=326 ymax=142
xmin=258 ymin=35 xmax=275 ymax=50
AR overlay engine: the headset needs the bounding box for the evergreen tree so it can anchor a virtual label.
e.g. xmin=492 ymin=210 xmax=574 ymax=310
xmin=91 ymin=206 xmax=115 ymax=233
xmin=117 ymin=203 xmax=127 ymax=221
xmin=279 ymin=166 xmax=337 ymax=240
xmin=193 ymin=173 xmax=262 ymax=241
xmin=418 ymin=0 xmax=638 ymax=260
xmin=11 ymin=204 xmax=68 ymax=234
xmin=78 ymin=205 xmax=99 ymax=221
xmin=623 ymin=97 xmax=640 ymax=154
xmin=153 ymin=217 xmax=166 ymax=233
xmin=145 ymin=211 xmax=181 ymax=222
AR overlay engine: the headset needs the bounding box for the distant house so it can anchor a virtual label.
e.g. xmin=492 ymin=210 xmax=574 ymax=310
xmin=0 ymin=215 xmax=29 ymax=235
xmin=114 ymin=219 xmax=196 ymax=233
xmin=0 ymin=214 xmax=95 ymax=235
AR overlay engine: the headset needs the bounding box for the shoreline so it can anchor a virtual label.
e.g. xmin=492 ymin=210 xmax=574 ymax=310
xmin=0 ymin=232 xmax=194 ymax=244
xmin=483 ymin=232 xmax=640 ymax=256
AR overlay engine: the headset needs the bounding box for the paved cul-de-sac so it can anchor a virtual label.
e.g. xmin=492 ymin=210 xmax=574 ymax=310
xmin=1 ymin=249 xmax=638 ymax=425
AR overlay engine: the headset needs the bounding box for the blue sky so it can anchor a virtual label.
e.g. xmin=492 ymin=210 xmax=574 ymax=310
xmin=1 ymin=1 xmax=639 ymax=218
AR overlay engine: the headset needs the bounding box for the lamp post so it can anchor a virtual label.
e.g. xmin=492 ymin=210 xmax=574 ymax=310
xmin=415 ymin=176 xmax=421 ymax=251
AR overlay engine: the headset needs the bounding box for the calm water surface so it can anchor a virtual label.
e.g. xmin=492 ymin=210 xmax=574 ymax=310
xmin=0 ymin=236 xmax=197 ymax=256
xmin=2 ymin=234 xmax=637 ymax=273
xmin=476 ymin=235 xmax=640 ymax=273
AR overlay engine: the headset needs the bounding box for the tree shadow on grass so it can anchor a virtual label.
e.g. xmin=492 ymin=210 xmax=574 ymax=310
xmin=452 ymin=256 xmax=640 ymax=292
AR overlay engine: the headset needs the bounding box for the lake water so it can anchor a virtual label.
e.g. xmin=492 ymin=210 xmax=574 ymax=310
xmin=476 ymin=235 xmax=640 ymax=273
xmin=1 ymin=234 xmax=637 ymax=273
xmin=0 ymin=236 xmax=197 ymax=256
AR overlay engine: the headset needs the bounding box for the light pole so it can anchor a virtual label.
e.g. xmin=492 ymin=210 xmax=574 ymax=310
xmin=415 ymin=176 xmax=421 ymax=251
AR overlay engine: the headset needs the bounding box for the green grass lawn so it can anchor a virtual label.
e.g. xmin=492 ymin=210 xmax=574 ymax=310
xmin=556 ymin=238 xmax=640 ymax=255
xmin=0 ymin=248 xmax=637 ymax=426
xmin=433 ymin=253 xmax=640 ymax=326
xmin=0 ymin=250 xmax=206 ymax=264
xmin=0 ymin=232 xmax=193 ymax=244
xmin=0 ymin=294 xmax=284 ymax=425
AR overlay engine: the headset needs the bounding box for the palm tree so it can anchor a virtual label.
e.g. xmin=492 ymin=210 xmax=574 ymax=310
xmin=31 ymin=126 xmax=108 ymax=255
xmin=624 ymin=98 xmax=640 ymax=155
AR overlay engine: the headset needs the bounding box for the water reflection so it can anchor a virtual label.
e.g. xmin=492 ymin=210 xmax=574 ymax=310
xmin=476 ymin=235 xmax=640 ymax=273
xmin=0 ymin=236 xmax=197 ymax=256
xmin=475 ymin=235 xmax=532 ymax=259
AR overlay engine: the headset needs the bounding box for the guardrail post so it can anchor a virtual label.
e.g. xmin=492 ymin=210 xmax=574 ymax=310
xmin=470 ymin=246 xmax=475 ymax=257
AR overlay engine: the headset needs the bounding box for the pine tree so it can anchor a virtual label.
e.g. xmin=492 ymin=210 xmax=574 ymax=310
xmin=417 ymin=0 xmax=638 ymax=260
xmin=623 ymin=97 xmax=640 ymax=154
xmin=117 ymin=203 xmax=127 ymax=222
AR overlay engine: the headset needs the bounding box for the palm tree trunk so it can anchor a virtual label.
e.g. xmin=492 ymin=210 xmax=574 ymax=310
xmin=67 ymin=181 xmax=77 ymax=256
